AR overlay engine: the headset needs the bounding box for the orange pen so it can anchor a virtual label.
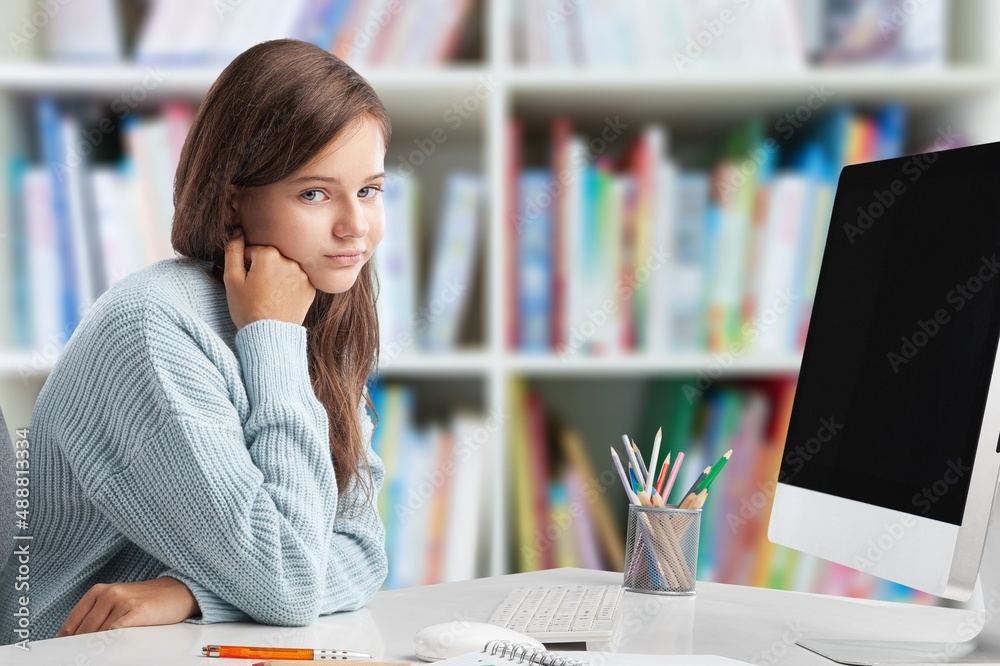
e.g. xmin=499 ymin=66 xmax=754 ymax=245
xmin=202 ymin=645 xmax=371 ymax=660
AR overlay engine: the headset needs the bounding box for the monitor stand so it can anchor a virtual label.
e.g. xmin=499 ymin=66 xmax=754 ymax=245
xmin=796 ymin=487 xmax=1000 ymax=665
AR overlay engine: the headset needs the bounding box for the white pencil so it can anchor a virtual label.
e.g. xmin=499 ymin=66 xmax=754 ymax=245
xmin=645 ymin=426 xmax=662 ymax=495
xmin=622 ymin=434 xmax=642 ymax=482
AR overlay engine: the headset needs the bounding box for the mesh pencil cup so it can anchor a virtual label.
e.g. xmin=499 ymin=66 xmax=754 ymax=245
xmin=623 ymin=504 xmax=701 ymax=595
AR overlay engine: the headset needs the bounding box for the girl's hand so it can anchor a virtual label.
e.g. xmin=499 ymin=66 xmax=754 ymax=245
xmin=223 ymin=228 xmax=317 ymax=330
xmin=57 ymin=577 xmax=199 ymax=637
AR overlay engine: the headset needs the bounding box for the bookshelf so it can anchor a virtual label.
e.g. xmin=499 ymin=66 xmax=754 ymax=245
xmin=1 ymin=0 xmax=999 ymax=599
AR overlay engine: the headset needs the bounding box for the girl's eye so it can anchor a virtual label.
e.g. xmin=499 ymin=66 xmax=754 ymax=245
xmin=300 ymin=189 xmax=328 ymax=203
xmin=359 ymin=185 xmax=383 ymax=200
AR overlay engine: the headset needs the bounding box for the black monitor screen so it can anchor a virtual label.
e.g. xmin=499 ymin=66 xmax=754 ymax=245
xmin=780 ymin=141 xmax=1000 ymax=526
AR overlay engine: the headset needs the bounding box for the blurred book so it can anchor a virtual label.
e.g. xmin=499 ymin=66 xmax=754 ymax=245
xmin=7 ymin=98 xmax=191 ymax=351
xmin=44 ymin=0 xmax=124 ymax=63
xmin=507 ymin=377 xmax=626 ymax=573
xmin=517 ymin=169 xmax=554 ymax=352
xmin=36 ymin=96 xmax=85 ymax=342
xmin=375 ymin=171 xmax=419 ymax=360
xmin=514 ymin=0 xmax=806 ymax=71
xmin=513 ymin=0 xmax=947 ymax=70
xmin=7 ymin=157 xmax=32 ymax=349
xmin=131 ymin=0 xmax=475 ymax=68
xmin=812 ymin=0 xmax=947 ymax=68
xmin=509 ymin=104 xmax=913 ymax=358
xmin=22 ymin=166 xmax=61 ymax=350
xmin=370 ymin=381 xmax=492 ymax=589
xmin=422 ymin=171 xmax=483 ymax=351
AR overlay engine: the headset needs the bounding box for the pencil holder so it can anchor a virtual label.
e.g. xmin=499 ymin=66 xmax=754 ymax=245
xmin=623 ymin=505 xmax=701 ymax=596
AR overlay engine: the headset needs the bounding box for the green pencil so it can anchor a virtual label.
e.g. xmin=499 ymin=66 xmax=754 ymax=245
xmin=696 ymin=449 xmax=733 ymax=493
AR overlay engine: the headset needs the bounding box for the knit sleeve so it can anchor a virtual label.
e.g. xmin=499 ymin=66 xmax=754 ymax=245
xmin=70 ymin=299 xmax=382 ymax=627
xmin=160 ymin=394 xmax=387 ymax=623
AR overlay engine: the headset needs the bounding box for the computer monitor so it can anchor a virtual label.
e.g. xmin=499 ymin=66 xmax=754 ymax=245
xmin=768 ymin=140 xmax=1000 ymax=665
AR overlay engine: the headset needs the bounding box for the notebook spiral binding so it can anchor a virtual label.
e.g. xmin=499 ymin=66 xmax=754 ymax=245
xmin=483 ymin=640 xmax=591 ymax=666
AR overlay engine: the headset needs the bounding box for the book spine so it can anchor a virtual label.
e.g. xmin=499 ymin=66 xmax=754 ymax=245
xmin=424 ymin=172 xmax=482 ymax=350
xmin=506 ymin=120 xmax=522 ymax=350
xmin=24 ymin=168 xmax=62 ymax=350
xmin=8 ymin=156 xmax=32 ymax=348
xmin=517 ymin=170 xmax=552 ymax=352
xmin=550 ymin=118 xmax=571 ymax=350
xmin=59 ymin=114 xmax=99 ymax=308
xmin=36 ymin=97 xmax=81 ymax=341
xmin=525 ymin=392 xmax=553 ymax=570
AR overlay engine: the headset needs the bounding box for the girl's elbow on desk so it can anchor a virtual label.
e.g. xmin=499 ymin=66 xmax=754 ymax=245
xmin=248 ymin=594 xmax=322 ymax=628
xmin=254 ymin=557 xmax=387 ymax=625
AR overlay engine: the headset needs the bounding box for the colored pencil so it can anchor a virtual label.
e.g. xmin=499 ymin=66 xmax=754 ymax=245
xmin=662 ymin=451 xmax=684 ymax=503
xmin=622 ymin=434 xmax=642 ymax=481
xmin=628 ymin=465 xmax=642 ymax=495
xmin=644 ymin=427 xmax=662 ymax=495
xmin=655 ymin=452 xmax=671 ymax=496
xmin=682 ymin=489 xmax=708 ymax=510
xmin=629 ymin=436 xmax=649 ymax=481
xmin=679 ymin=466 xmax=711 ymax=507
xmin=696 ymin=449 xmax=733 ymax=493
xmin=610 ymin=446 xmax=639 ymax=504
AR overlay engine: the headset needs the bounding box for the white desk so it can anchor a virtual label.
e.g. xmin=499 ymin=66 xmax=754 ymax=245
xmin=0 ymin=567 xmax=981 ymax=665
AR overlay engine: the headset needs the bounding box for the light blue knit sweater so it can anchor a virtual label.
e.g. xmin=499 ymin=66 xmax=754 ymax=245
xmin=0 ymin=257 xmax=387 ymax=644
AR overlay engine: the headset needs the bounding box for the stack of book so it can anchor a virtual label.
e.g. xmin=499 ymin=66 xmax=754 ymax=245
xmin=369 ymin=381 xmax=493 ymax=589
xmin=132 ymin=0 xmax=476 ymax=67
xmin=507 ymin=104 xmax=925 ymax=357
xmin=512 ymin=0 xmax=947 ymax=70
xmin=8 ymin=97 xmax=193 ymax=350
xmin=376 ymin=170 xmax=484 ymax=358
xmin=507 ymin=377 xmax=627 ymax=574
xmin=37 ymin=0 xmax=478 ymax=67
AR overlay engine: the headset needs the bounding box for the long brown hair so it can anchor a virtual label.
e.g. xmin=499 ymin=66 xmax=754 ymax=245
xmin=172 ymin=39 xmax=390 ymax=501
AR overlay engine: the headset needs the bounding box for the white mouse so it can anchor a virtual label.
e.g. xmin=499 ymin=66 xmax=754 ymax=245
xmin=413 ymin=620 xmax=544 ymax=662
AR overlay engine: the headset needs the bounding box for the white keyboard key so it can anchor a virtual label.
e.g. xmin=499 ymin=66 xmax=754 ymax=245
xmin=548 ymin=617 xmax=572 ymax=632
xmin=527 ymin=587 xmax=567 ymax=632
xmin=489 ymin=587 xmax=529 ymax=625
xmin=508 ymin=587 xmax=548 ymax=632
xmin=548 ymin=587 xmax=584 ymax=632
xmin=571 ymin=586 xmax=606 ymax=631
xmin=596 ymin=585 xmax=622 ymax=621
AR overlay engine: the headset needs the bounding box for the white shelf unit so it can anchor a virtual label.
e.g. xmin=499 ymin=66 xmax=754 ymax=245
xmin=0 ymin=0 xmax=999 ymax=584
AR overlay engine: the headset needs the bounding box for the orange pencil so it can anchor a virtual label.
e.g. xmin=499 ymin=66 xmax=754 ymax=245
xmin=654 ymin=453 xmax=671 ymax=496
xmin=253 ymin=662 xmax=408 ymax=666
xmin=203 ymin=645 xmax=371 ymax=660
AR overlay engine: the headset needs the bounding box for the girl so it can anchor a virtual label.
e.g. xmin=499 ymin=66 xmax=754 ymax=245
xmin=0 ymin=39 xmax=390 ymax=643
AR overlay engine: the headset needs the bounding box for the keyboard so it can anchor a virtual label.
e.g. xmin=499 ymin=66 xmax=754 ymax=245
xmin=487 ymin=584 xmax=623 ymax=643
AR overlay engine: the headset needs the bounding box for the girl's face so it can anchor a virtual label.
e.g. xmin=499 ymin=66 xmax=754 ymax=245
xmin=231 ymin=116 xmax=386 ymax=294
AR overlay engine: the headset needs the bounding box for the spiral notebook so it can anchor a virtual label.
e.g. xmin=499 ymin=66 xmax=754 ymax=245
xmin=436 ymin=640 xmax=753 ymax=665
